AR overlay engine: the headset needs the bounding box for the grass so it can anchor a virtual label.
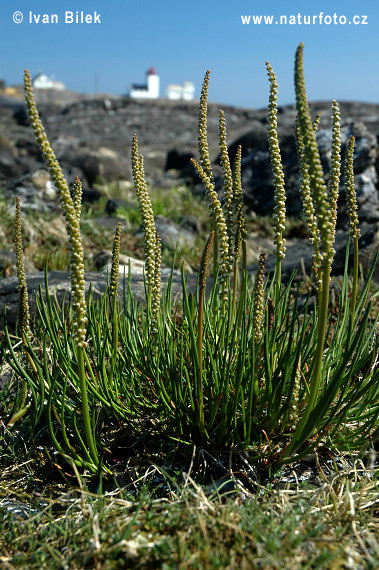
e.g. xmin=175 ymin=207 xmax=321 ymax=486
xmin=0 ymin=182 xmax=281 ymax=277
xmin=0 ymin=444 xmax=378 ymax=569
xmin=0 ymin=182 xmax=305 ymax=278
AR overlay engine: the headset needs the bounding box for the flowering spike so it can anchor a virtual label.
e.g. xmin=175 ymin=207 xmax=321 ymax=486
xmin=232 ymin=145 xmax=247 ymax=261
xmin=295 ymin=118 xmax=321 ymax=281
xmin=265 ymin=62 xmax=286 ymax=262
xmin=151 ymin=231 xmax=162 ymax=339
xmin=24 ymin=70 xmax=87 ymax=346
xmin=294 ymin=45 xmax=335 ymax=266
xmin=72 ymin=176 xmax=83 ymax=221
xmin=191 ymin=158 xmax=230 ymax=302
xmin=288 ymin=358 xmax=302 ymax=431
xmin=198 ymin=70 xmax=213 ymax=181
xmin=313 ymin=111 xmax=322 ymax=132
xmin=131 ymin=134 xmax=156 ymax=291
xmin=218 ymin=110 xmax=234 ymax=254
xmin=344 ymin=136 xmax=360 ymax=240
xmin=110 ymin=222 xmax=121 ymax=299
xmin=14 ymin=197 xmax=30 ymax=338
xmin=199 ymin=231 xmax=214 ymax=291
xmin=328 ymin=101 xmax=341 ymax=235
xmin=253 ymin=253 xmax=266 ymax=344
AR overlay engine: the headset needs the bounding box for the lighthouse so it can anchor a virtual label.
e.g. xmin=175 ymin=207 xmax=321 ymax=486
xmin=146 ymin=67 xmax=159 ymax=98
xmin=130 ymin=67 xmax=160 ymax=99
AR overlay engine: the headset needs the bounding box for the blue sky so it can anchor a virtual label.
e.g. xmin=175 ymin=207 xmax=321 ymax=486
xmin=0 ymin=0 xmax=378 ymax=108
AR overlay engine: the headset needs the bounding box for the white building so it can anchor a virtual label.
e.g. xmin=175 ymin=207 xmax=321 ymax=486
xmin=32 ymin=73 xmax=65 ymax=91
xmin=166 ymin=81 xmax=195 ymax=101
xmin=129 ymin=67 xmax=159 ymax=99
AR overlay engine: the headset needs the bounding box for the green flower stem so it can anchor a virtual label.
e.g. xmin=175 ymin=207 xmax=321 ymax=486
xmin=232 ymin=144 xmax=247 ymax=325
xmin=151 ymin=231 xmax=162 ymax=343
xmin=14 ymin=197 xmax=31 ymax=340
xmin=109 ymin=222 xmax=121 ymax=384
xmin=310 ymin=260 xmax=331 ymax=412
xmin=111 ymin=278 xmax=119 ymax=369
xmin=197 ymin=231 xmax=214 ymax=435
xmin=345 ymin=136 xmax=360 ymax=321
xmin=24 ymin=71 xmax=88 ymax=347
xmin=232 ymin=146 xmax=246 ymax=262
xmin=283 ymin=259 xmax=331 ymax=457
xmin=231 ymin=258 xmax=239 ymax=329
xmin=212 ymin=216 xmax=219 ymax=320
xmin=351 ymin=236 xmax=359 ymax=320
xmin=12 ymin=197 xmax=34 ymax=421
xmin=295 ymin=118 xmax=321 ymax=284
xmin=191 ymin=158 xmax=230 ymax=313
xmin=219 ymin=109 xmax=234 ymax=262
xmin=77 ymin=345 xmax=99 ymax=467
xmin=253 ymin=253 xmax=266 ymax=345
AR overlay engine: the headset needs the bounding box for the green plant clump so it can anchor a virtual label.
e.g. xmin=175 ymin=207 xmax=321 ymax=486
xmin=1 ymin=44 xmax=378 ymax=476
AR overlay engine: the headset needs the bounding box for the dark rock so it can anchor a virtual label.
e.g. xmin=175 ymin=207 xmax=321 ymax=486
xmin=328 ymin=123 xmax=377 ymax=213
xmin=13 ymin=107 xmax=29 ymax=126
xmin=14 ymin=136 xmax=40 ymax=158
xmin=165 ymin=148 xmax=195 ymax=178
xmin=192 ymin=163 xmax=225 ymax=198
xmin=240 ymin=149 xmax=277 ymax=215
xmin=250 ymin=224 xmax=379 ymax=285
xmin=335 ymin=222 xmax=379 ymax=283
xmin=92 ymin=250 xmax=145 ymax=274
xmin=137 ymin=215 xmax=196 ymax=250
xmin=1 ymin=96 xmax=378 ymax=213
xmin=231 ymin=120 xmax=378 ymax=221
xmin=215 ymin=120 xmax=268 ymax=165
xmin=61 ymin=147 xmax=130 ymax=186
xmin=0 ymin=250 xmax=17 ymax=277
xmin=0 ymin=152 xmax=21 ymax=179
xmin=0 ymin=250 xmax=36 ymax=278
xmin=178 ymin=214 xmax=203 ymax=234
xmin=105 ymin=198 xmax=129 ymax=215
xmin=342 ymin=122 xmax=377 ymax=174
xmin=80 ymin=186 xmax=102 ymax=203
xmin=85 ymin=216 xmax=127 ymax=232
xmin=0 ymin=96 xmax=378 ymax=280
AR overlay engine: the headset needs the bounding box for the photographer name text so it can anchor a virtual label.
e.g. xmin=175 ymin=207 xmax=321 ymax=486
xmin=13 ymin=11 xmax=101 ymax=24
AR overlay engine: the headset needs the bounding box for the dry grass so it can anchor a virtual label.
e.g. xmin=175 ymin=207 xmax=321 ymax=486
xmin=0 ymin=437 xmax=378 ymax=569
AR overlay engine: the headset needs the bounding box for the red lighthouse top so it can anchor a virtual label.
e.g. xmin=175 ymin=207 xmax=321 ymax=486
xmin=147 ymin=67 xmax=157 ymax=75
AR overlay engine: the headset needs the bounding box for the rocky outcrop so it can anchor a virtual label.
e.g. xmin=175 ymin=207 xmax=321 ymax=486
xmin=250 ymin=223 xmax=379 ymax=285
xmin=0 ymin=270 xmax=198 ymax=334
xmin=60 ymin=146 xmax=130 ymax=186
xmin=137 ymin=215 xmax=197 ymax=251
xmin=1 ymin=96 xmax=378 ymax=217
xmin=0 ymin=95 xmax=378 ymax=294
xmin=230 ymin=121 xmax=378 ymax=224
xmin=0 ymin=250 xmax=36 ymax=278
